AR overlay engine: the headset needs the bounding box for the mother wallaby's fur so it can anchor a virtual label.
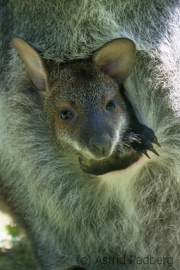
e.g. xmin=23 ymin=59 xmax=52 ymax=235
xmin=1 ymin=1 xmax=180 ymax=269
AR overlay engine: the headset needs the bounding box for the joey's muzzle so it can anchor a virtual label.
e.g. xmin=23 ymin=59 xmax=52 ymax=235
xmin=90 ymin=134 xmax=112 ymax=158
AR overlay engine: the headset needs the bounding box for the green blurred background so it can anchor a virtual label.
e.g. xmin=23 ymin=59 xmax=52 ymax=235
xmin=0 ymin=211 xmax=37 ymax=270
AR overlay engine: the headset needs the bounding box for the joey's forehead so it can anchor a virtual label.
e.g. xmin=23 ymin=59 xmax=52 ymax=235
xmin=51 ymin=61 xmax=120 ymax=104
xmin=57 ymin=62 xmax=118 ymax=92
xmin=53 ymin=81 xmax=118 ymax=105
xmin=53 ymin=75 xmax=119 ymax=101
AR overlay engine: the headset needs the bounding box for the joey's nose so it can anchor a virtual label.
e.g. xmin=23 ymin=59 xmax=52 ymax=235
xmin=90 ymin=134 xmax=112 ymax=157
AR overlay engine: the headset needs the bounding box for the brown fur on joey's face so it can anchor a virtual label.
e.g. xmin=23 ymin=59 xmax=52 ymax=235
xmin=45 ymin=61 xmax=129 ymax=161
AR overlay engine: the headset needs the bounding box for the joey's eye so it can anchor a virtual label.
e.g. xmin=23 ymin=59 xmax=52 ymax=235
xmin=59 ymin=109 xmax=74 ymax=120
xmin=106 ymin=100 xmax=116 ymax=110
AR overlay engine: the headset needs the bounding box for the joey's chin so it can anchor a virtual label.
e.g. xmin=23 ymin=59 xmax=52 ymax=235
xmin=78 ymin=149 xmax=112 ymax=163
xmin=78 ymin=154 xmax=104 ymax=167
xmin=92 ymin=151 xmax=112 ymax=160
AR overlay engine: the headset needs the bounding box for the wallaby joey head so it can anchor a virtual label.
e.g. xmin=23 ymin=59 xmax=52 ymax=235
xmin=12 ymin=37 xmax=159 ymax=175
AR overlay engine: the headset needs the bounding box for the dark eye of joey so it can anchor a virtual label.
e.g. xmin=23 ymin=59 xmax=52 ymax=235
xmin=59 ymin=109 xmax=74 ymax=120
xmin=106 ymin=100 xmax=116 ymax=110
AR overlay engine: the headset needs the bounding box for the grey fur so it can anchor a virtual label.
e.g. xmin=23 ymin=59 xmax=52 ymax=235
xmin=1 ymin=1 xmax=180 ymax=269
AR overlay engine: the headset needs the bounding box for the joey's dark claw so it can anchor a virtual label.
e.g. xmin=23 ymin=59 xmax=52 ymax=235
xmin=135 ymin=136 xmax=160 ymax=157
xmin=148 ymin=146 xmax=160 ymax=156
xmin=153 ymin=137 xmax=161 ymax=148
xmin=142 ymin=150 xmax=151 ymax=159
xmin=125 ymin=122 xmax=160 ymax=158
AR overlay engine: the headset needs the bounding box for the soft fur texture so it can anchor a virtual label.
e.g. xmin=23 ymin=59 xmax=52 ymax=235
xmin=1 ymin=1 xmax=180 ymax=269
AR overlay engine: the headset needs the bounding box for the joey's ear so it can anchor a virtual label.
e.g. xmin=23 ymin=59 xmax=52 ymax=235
xmin=12 ymin=37 xmax=48 ymax=91
xmin=93 ymin=38 xmax=136 ymax=84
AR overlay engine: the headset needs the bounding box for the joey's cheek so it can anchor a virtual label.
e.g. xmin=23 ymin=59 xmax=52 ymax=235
xmin=55 ymin=117 xmax=74 ymax=131
xmin=54 ymin=113 xmax=82 ymax=145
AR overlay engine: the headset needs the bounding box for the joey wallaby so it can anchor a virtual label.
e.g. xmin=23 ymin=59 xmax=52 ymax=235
xmin=1 ymin=1 xmax=180 ymax=270
xmin=12 ymin=37 xmax=159 ymax=176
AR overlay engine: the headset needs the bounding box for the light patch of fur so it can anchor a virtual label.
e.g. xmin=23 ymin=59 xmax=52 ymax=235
xmin=1 ymin=1 xmax=180 ymax=269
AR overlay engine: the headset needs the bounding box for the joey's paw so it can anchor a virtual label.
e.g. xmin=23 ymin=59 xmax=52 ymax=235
xmin=118 ymin=132 xmax=141 ymax=154
xmin=130 ymin=123 xmax=160 ymax=158
xmin=123 ymin=131 xmax=141 ymax=144
xmin=124 ymin=123 xmax=160 ymax=158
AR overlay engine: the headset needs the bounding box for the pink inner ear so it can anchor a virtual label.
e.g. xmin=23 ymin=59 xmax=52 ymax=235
xmin=100 ymin=61 xmax=126 ymax=84
xmin=93 ymin=39 xmax=136 ymax=85
xmin=101 ymin=60 xmax=119 ymax=76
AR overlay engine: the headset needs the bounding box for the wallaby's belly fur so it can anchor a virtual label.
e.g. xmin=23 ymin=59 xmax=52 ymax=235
xmin=1 ymin=1 xmax=180 ymax=269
